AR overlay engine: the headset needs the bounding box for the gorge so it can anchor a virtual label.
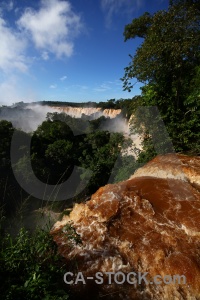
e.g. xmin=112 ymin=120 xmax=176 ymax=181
xmin=50 ymin=105 xmax=122 ymax=119
xmin=0 ymin=102 xmax=128 ymax=133
xmin=0 ymin=101 xmax=141 ymax=157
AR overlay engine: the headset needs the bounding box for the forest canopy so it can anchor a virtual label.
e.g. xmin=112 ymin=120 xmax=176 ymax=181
xmin=122 ymin=0 xmax=200 ymax=155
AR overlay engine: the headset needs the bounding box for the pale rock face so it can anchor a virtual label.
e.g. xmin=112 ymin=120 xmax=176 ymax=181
xmin=129 ymin=154 xmax=200 ymax=186
xmin=51 ymin=106 xmax=122 ymax=119
xmin=51 ymin=153 xmax=200 ymax=299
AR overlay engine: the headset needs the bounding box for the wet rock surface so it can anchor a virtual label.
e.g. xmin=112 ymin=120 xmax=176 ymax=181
xmin=51 ymin=154 xmax=200 ymax=299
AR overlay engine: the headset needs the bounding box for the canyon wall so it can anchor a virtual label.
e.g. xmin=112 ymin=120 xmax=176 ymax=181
xmin=51 ymin=153 xmax=200 ymax=300
xmin=49 ymin=105 xmax=141 ymax=151
xmin=51 ymin=106 xmax=122 ymax=119
xmin=0 ymin=103 xmax=141 ymax=155
xmin=0 ymin=104 xmax=124 ymax=132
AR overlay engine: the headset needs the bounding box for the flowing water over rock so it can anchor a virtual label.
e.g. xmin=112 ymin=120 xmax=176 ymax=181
xmin=51 ymin=106 xmax=122 ymax=119
xmin=51 ymin=153 xmax=200 ymax=300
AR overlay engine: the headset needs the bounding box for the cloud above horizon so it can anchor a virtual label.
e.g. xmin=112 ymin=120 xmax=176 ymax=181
xmin=94 ymin=80 xmax=122 ymax=93
xmin=0 ymin=0 xmax=83 ymax=75
xmin=17 ymin=0 xmax=82 ymax=59
xmin=60 ymin=75 xmax=67 ymax=81
xmin=0 ymin=0 xmax=83 ymax=105
xmin=101 ymin=0 xmax=143 ymax=27
xmin=50 ymin=84 xmax=57 ymax=89
xmin=0 ymin=17 xmax=27 ymax=73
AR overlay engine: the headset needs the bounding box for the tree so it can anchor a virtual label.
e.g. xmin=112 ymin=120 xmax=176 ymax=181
xmin=78 ymin=131 xmax=126 ymax=193
xmin=0 ymin=120 xmax=14 ymax=167
xmin=33 ymin=119 xmax=74 ymax=144
xmin=122 ymin=0 xmax=200 ymax=153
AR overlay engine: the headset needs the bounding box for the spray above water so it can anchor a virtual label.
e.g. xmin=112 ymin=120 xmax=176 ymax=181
xmin=0 ymin=102 xmax=130 ymax=134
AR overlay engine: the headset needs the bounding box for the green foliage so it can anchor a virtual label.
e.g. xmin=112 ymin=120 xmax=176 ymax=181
xmin=113 ymin=154 xmax=137 ymax=182
xmin=89 ymin=116 xmax=107 ymax=131
xmin=78 ymin=131 xmax=126 ymax=192
xmin=0 ymin=121 xmax=31 ymax=217
xmin=45 ymin=140 xmax=73 ymax=165
xmin=136 ymin=136 xmax=157 ymax=164
xmin=34 ymin=119 xmax=74 ymax=144
xmin=6 ymin=111 xmax=135 ymax=207
xmin=0 ymin=227 xmax=69 ymax=300
xmin=122 ymin=0 xmax=200 ymax=154
xmin=0 ymin=120 xmax=14 ymax=168
xmin=124 ymin=12 xmax=152 ymax=40
xmin=46 ymin=112 xmax=90 ymax=135
xmin=123 ymin=2 xmax=200 ymax=90
xmin=62 ymin=221 xmax=82 ymax=246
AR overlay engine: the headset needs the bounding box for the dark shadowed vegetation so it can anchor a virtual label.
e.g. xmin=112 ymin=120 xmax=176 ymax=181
xmin=0 ymin=0 xmax=200 ymax=298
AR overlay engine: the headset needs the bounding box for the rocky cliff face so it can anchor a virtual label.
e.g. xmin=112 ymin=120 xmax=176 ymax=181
xmin=51 ymin=106 xmax=122 ymax=119
xmin=0 ymin=104 xmax=124 ymax=132
xmin=51 ymin=154 xmax=200 ymax=299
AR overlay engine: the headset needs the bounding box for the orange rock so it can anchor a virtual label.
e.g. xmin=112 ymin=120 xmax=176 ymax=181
xmin=51 ymin=154 xmax=200 ymax=299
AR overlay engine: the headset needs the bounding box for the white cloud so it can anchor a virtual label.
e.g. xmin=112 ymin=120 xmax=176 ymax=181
xmin=0 ymin=1 xmax=83 ymax=72
xmin=41 ymin=51 xmax=49 ymax=60
xmin=50 ymin=84 xmax=57 ymax=89
xmin=0 ymin=1 xmax=83 ymax=104
xmin=0 ymin=77 xmax=19 ymax=105
xmin=0 ymin=76 xmax=38 ymax=105
xmin=101 ymin=0 xmax=143 ymax=27
xmin=66 ymin=84 xmax=89 ymax=90
xmin=80 ymin=85 xmax=88 ymax=90
xmin=0 ymin=1 xmax=14 ymax=13
xmin=93 ymin=79 xmax=123 ymax=93
xmin=0 ymin=17 xmax=27 ymax=73
xmin=60 ymin=75 xmax=67 ymax=81
xmin=107 ymin=80 xmax=122 ymax=86
xmin=94 ymin=82 xmax=111 ymax=92
xmin=7 ymin=1 xmax=14 ymax=11
xmin=77 ymin=85 xmax=88 ymax=90
xmin=18 ymin=0 xmax=82 ymax=58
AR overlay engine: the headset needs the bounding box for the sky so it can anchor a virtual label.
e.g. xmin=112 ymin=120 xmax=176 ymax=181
xmin=0 ymin=0 xmax=169 ymax=105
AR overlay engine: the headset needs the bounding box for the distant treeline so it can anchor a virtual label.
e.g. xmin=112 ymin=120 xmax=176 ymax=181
xmin=36 ymin=96 xmax=142 ymax=118
xmin=39 ymin=100 xmax=98 ymax=107
xmin=8 ymin=97 xmax=142 ymax=119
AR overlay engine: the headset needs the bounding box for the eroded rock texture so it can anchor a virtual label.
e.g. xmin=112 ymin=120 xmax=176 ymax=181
xmin=51 ymin=154 xmax=200 ymax=299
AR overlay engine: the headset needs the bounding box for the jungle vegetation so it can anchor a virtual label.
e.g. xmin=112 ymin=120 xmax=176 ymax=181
xmin=0 ymin=0 xmax=200 ymax=298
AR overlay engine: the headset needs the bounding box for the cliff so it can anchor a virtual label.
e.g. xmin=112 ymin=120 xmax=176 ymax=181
xmin=0 ymin=104 xmax=124 ymax=132
xmin=51 ymin=106 xmax=122 ymax=119
xmin=51 ymin=153 xmax=200 ymax=299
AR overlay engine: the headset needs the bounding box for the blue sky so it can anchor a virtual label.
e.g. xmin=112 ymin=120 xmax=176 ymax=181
xmin=0 ymin=0 xmax=168 ymax=105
